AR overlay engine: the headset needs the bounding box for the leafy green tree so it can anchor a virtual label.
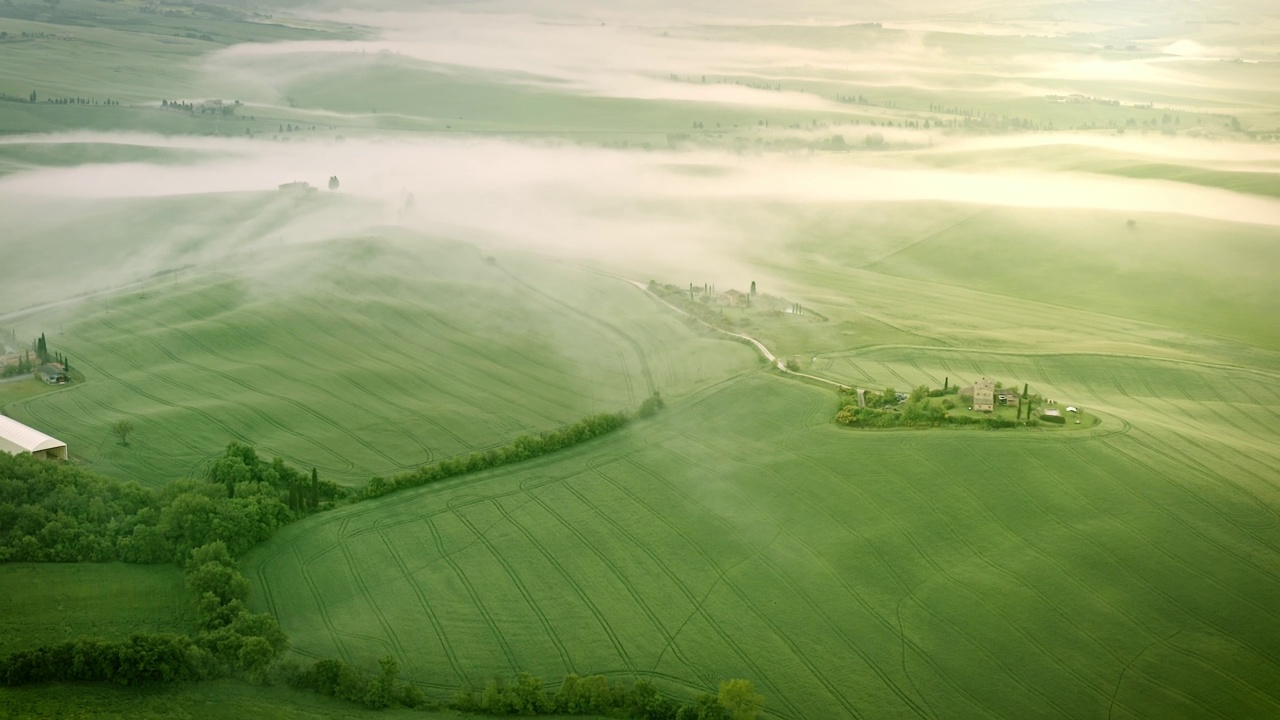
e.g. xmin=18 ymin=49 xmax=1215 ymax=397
xmin=110 ymin=419 xmax=134 ymax=446
xmin=717 ymin=679 xmax=764 ymax=720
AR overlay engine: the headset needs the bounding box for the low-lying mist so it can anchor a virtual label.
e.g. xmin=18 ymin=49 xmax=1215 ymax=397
xmin=2 ymin=129 xmax=1278 ymax=315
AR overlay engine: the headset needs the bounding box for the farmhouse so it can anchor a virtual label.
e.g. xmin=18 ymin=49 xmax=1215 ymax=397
xmin=0 ymin=415 xmax=67 ymax=460
xmin=38 ymin=364 xmax=67 ymax=384
xmin=972 ymin=378 xmax=995 ymax=412
xmin=717 ymin=289 xmax=748 ymax=307
xmin=278 ymin=181 xmax=317 ymax=193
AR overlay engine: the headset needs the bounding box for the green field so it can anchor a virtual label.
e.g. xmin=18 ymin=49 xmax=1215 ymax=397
xmin=2 ymin=233 xmax=755 ymax=485
xmin=0 ymin=563 xmax=191 ymax=656
xmin=245 ymin=368 xmax=1280 ymax=718
xmin=3 ymin=1 xmax=1280 ymax=718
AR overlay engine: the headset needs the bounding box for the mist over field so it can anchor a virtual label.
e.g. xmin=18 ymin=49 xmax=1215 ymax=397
xmin=2 ymin=0 xmax=1279 ymax=717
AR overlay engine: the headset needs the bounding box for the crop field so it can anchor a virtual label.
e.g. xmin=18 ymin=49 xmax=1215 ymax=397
xmin=0 ymin=563 xmax=191 ymax=656
xmin=3 ymin=234 xmax=755 ymax=485
xmin=245 ymin=362 xmax=1280 ymax=718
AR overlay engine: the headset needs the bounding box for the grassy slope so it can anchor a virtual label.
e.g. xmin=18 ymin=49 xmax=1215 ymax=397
xmin=3 ymin=233 xmax=756 ymax=486
xmin=0 ymin=563 xmax=191 ymax=656
xmin=244 ymin=369 xmax=1280 ymax=719
xmin=861 ymin=207 xmax=1280 ymax=350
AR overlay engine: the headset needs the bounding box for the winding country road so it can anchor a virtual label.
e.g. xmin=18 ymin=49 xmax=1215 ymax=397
xmin=619 ymin=278 xmax=848 ymax=391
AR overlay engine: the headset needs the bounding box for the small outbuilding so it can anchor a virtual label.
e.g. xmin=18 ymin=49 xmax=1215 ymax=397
xmin=39 ymin=364 xmax=67 ymax=384
xmin=0 ymin=414 xmax=68 ymax=460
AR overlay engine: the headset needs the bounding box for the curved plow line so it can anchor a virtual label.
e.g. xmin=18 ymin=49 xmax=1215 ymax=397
xmin=108 ymin=311 xmax=397 ymax=470
xmin=1111 ymin=430 xmax=1280 ymax=563
xmin=1144 ymin=372 xmax=1279 ymax=448
xmin=374 ymin=530 xmax=466 ymax=683
xmin=517 ymin=484 xmax=705 ymax=684
xmin=650 ymin=442 xmax=960 ymax=720
xmin=1090 ymin=430 xmax=1280 ymax=609
xmin=604 ymin=452 xmax=931 ymax=720
xmin=904 ymin=591 xmax=1104 ymax=720
xmin=38 ymin=337 xmax=252 ymax=460
xmin=24 ymin=349 xmax=214 ymax=458
xmin=1141 ymin=400 xmax=1280 ymax=501
xmin=195 ymin=293 xmax=472 ymax=451
xmin=488 ymin=495 xmax=638 ymax=676
xmin=83 ymin=319 xmax=358 ymax=472
xmin=188 ymin=313 xmax=441 ymax=461
xmin=679 ymin=432 xmax=1050 ymax=718
xmin=560 ymin=478 xmax=803 ymax=720
xmin=334 ymin=517 xmax=417 ymax=676
xmin=446 ymin=501 xmax=575 ymax=676
xmin=292 ymin=541 xmax=357 ymax=666
xmin=925 ymin=449 xmax=1142 ymax=667
xmin=288 ymin=297 xmax=578 ymax=428
xmin=1069 ymin=441 xmax=1280 ymax=665
xmin=422 ymin=515 xmax=520 ymax=676
xmin=1014 ymin=448 xmax=1280 ymax=703
xmin=1120 ymin=394 xmax=1280 ymax=507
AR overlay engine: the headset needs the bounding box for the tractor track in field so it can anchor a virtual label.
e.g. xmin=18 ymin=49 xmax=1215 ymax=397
xmin=49 ymin=333 xmax=283 ymax=462
xmin=374 ymin=529 xmax=468 ymax=684
xmin=656 ymin=438 xmax=948 ymax=720
xmin=292 ymin=542 xmax=356 ymax=666
xmin=1065 ymin=440 xmax=1280 ymax=667
xmin=664 ymin=427 xmax=1014 ymax=717
xmin=594 ymin=451 xmax=890 ymax=720
xmin=1015 ymin=449 xmax=1280 ymax=707
xmin=109 ymin=309 xmax=403 ymax=470
xmin=446 ymin=497 xmax=576 ymax=675
xmin=86 ymin=316 xmax=358 ymax=471
xmin=563 ymin=471 xmax=803 ymax=720
xmin=193 ymin=313 xmax=443 ymax=461
xmin=287 ymin=294 xmax=574 ymax=428
xmin=423 ymin=515 xmax=521 ymax=674
xmin=1110 ymin=431 xmax=1280 ymax=556
xmin=336 ymin=517 xmax=417 ymax=676
xmin=516 ymin=478 xmax=705 ymax=682
xmin=487 ymin=494 xmax=638 ymax=676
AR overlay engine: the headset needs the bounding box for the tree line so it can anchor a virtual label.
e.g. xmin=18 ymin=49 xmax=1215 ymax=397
xmin=0 ymin=539 xmax=285 ymax=687
xmin=363 ymin=394 xmax=661 ymax=502
xmin=0 ymin=443 xmax=337 ymax=563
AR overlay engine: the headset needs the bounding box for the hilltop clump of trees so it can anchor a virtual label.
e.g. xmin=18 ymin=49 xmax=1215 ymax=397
xmin=835 ymin=385 xmax=1023 ymax=429
xmin=0 ymin=443 xmax=340 ymax=563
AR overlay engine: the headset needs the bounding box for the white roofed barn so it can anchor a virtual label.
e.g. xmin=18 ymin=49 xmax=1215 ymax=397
xmin=0 ymin=415 xmax=67 ymax=460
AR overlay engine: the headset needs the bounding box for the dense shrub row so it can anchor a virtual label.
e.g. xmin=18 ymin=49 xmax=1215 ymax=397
xmin=362 ymin=401 xmax=654 ymax=501
xmin=286 ymin=656 xmax=425 ymax=710
xmin=0 ymin=634 xmax=206 ymax=687
xmin=0 ymin=444 xmax=339 ymax=563
xmin=451 ymin=673 xmax=763 ymax=720
xmin=1040 ymin=414 xmax=1067 ymax=424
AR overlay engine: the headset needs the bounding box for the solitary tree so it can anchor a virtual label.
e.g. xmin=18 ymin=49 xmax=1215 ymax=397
xmin=718 ymin=679 xmax=765 ymax=720
xmin=110 ymin=420 xmax=135 ymax=446
xmin=328 ymin=175 xmax=339 ymax=190
xmin=750 ymin=280 xmax=756 ymax=296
